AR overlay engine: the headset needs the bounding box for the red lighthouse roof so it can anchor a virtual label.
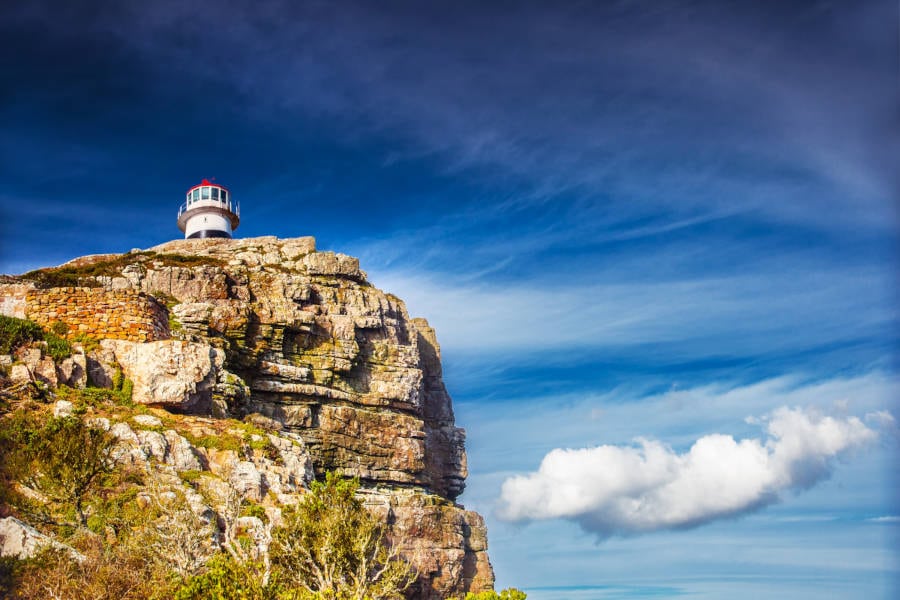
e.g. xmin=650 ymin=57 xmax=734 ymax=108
xmin=187 ymin=178 xmax=229 ymax=193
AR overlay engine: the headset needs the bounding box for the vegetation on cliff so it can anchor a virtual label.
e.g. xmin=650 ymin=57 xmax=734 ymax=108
xmin=0 ymin=315 xmax=70 ymax=361
xmin=21 ymin=251 xmax=225 ymax=289
xmin=0 ymin=387 xmax=417 ymax=599
xmin=0 ymin=237 xmax=503 ymax=598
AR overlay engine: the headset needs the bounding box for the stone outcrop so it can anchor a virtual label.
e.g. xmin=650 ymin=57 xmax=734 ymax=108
xmin=0 ymin=236 xmax=493 ymax=599
xmin=364 ymin=490 xmax=494 ymax=598
xmin=0 ymin=516 xmax=83 ymax=561
xmin=99 ymin=339 xmax=225 ymax=413
xmin=6 ymin=344 xmax=88 ymax=389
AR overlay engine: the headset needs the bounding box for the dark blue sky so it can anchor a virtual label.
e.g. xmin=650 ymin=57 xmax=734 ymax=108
xmin=1 ymin=1 xmax=898 ymax=597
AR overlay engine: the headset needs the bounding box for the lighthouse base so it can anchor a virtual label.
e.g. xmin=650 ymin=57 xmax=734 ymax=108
xmin=187 ymin=230 xmax=232 ymax=239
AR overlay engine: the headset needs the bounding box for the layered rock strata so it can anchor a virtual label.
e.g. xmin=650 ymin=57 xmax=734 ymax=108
xmin=0 ymin=236 xmax=493 ymax=598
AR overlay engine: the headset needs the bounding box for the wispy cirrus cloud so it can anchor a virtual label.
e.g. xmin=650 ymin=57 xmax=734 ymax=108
xmin=867 ymin=515 xmax=900 ymax=523
xmin=6 ymin=0 xmax=895 ymax=233
xmin=370 ymin=262 xmax=896 ymax=362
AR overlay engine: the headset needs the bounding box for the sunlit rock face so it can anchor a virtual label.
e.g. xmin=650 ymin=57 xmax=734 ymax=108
xmin=137 ymin=236 xmax=468 ymax=502
xmin=8 ymin=236 xmax=492 ymax=599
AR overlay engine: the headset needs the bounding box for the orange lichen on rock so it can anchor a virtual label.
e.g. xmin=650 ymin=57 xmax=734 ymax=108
xmin=24 ymin=287 xmax=169 ymax=342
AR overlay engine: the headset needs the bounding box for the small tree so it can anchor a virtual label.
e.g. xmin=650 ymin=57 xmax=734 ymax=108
xmin=18 ymin=415 xmax=117 ymax=526
xmin=148 ymin=486 xmax=216 ymax=578
xmin=270 ymin=472 xmax=416 ymax=600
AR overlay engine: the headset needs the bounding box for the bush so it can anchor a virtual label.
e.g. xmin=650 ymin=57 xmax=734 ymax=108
xmin=178 ymin=470 xmax=205 ymax=485
xmin=58 ymin=386 xmax=126 ymax=408
xmin=0 ymin=315 xmax=72 ymax=361
xmin=12 ymin=540 xmax=176 ymax=600
xmin=174 ymin=553 xmax=277 ymax=600
xmin=0 ymin=315 xmax=43 ymax=355
xmin=465 ymin=590 xmax=528 ymax=600
xmin=0 ymin=556 xmax=20 ymax=598
xmin=71 ymin=332 xmax=100 ymax=353
xmin=120 ymin=378 xmax=134 ymax=404
xmin=241 ymin=501 xmax=268 ymax=522
xmin=85 ymin=486 xmax=149 ymax=537
xmin=107 ymin=367 xmax=135 ymax=406
xmin=188 ymin=432 xmax=243 ymax=452
xmin=270 ymin=472 xmax=416 ymax=600
xmin=5 ymin=414 xmax=117 ymax=526
xmin=44 ymin=331 xmax=72 ymax=362
xmin=50 ymin=321 xmax=69 ymax=336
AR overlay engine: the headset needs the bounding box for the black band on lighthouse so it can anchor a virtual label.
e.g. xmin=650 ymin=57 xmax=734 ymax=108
xmin=188 ymin=230 xmax=232 ymax=239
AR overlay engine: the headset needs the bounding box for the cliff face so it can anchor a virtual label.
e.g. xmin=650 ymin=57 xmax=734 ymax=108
xmin=0 ymin=236 xmax=493 ymax=598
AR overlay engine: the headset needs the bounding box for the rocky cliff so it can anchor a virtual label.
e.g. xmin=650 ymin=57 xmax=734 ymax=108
xmin=0 ymin=236 xmax=494 ymax=598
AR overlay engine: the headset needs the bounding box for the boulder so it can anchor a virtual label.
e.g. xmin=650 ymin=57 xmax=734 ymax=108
xmin=0 ymin=516 xmax=83 ymax=561
xmin=101 ymin=339 xmax=222 ymax=412
xmin=53 ymin=400 xmax=74 ymax=417
xmin=57 ymin=353 xmax=87 ymax=388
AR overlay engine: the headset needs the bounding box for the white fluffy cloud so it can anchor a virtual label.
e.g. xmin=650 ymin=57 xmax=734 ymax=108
xmin=497 ymin=406 xmax=882 ymax=536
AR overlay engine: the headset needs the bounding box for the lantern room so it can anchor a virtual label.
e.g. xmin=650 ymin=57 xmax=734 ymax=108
xmin=177 ymin=179 xmax=240 ymax=239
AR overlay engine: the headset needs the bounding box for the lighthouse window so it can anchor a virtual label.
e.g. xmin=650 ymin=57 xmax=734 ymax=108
xmin=192 ymin=189 xmax=199 ymax=201
xmin=211 ymin=188 xmax=219 ymax=200
xmin=201 ymin=187 xmax=210 ymax=199
xmin=221 ymin=190 xmax=227 ymax=203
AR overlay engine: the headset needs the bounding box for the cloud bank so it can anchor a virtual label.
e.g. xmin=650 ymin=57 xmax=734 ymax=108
xmin=497 ymin=407 xmax=886 ymax=537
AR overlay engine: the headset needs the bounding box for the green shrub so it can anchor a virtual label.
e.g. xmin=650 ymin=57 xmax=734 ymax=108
xmin=270 ymin=472 xmax=416 ymax=599
xmin=465 ymin=590 xmax=527 ymax=600
xmin=59 ymin=386 xmax=119 ymax=408
xmin=187 ymin=433 xmax=242 ymax=452
xmin=0 ymin=556 xmax=20 ymax=598
xmin=5 ymin=414 xmax=117 ymax=526
xmin=44 ymin=331 xmax=72 ymax=362
xmin=0 ymin=315 xmax=43 ymax=354
xmin=178 ymin=470 xmax=205 ymax=485
xmin=120 ymin=378 xmax=134 ymax=404
xmin=153 ymin=253 xmax=225 ymax=268
xmin=244 ymin=432 xmax=281 ymax=462
xmin=0 ymin=315 xmax=72 ymax=361
xmin=50 ymin=321 xmax=69 ymax=336
xmin=71 ymin=332 xmax=100 ymax=353
xmin=106 ymin=365 xmax=133 ymax=401
xmin=86 ymin=486 xmax=151 ymax=537
xmin=169 ymin=313 xmax=184 ymax=334
xmin=112 ymin=366 xmax=124 ymax=392
xmin=174 ymin=553 xmax=276 ymax=600
xmin=241 ymin=501 xmax=268 ymax=523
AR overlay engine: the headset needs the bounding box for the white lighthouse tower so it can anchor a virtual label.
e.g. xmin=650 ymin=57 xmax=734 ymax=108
xmin=177 ymin=179 xmax=240 ymax=239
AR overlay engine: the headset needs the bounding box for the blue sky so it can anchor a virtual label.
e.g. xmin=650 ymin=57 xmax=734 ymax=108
xmin=1 ymin=1 xmax=898 ymax=597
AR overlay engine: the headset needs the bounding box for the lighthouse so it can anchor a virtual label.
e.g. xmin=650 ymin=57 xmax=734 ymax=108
xmin=177 ymin=179 xmax=240 ymax=239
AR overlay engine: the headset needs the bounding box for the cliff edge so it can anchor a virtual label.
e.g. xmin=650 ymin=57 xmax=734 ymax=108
xmin=0 ymin=236 xmax=494 ymax=598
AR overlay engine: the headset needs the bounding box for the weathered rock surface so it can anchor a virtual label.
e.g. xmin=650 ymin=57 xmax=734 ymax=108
xmin=365 ymin=490 xmax=494 ymax=598
xmin=0 ymin=516 xmax=82 ymax=561
xmin=0 ymin=236 xmax=494 ymax=599
xmin=85 ymin=237 xmax=470 ymax=503
xmin=100 ymin=339 xmax=225 ymax=412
